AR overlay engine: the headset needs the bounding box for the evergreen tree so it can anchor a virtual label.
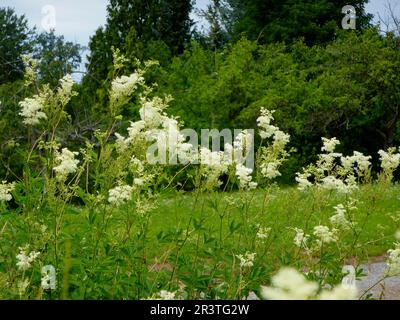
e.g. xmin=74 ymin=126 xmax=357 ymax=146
xmin=225 ymin=0 xmax=373 ymax=45
xmin=0 ymin=7 xmax=34 ymax=84
xmin=33 ymin=31 xmax=83 ymax=87
xmin=85 ymin=0 xmax=193 ymax=86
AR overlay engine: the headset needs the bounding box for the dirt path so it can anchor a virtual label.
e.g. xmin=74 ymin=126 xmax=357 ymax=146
xmin=357 ymin=262 xmax=400 ymax=300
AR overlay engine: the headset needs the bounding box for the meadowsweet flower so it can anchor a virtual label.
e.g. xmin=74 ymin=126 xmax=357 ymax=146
xmin=319 ymin=284 xmax=358 ymax=300
xmin=236 ymin=164 xmax=257 ymax=190
xmin=295 ymin=172 xmax=313 ymax=191
xmin=257 ymin=108 xmax=278 ymax=139
xmin=155 ymin=290 xmax=176 ymax=300
xmin=256 ymin=227 xmax=271 ymax=240
xmin=115 ymin=120 xmax=146 ymax=152
xmin=296 ymin=137 xmax=369 ymax=193
xmin=134 ymin=178 xmax=145 ymax=186
xmin=321 ymin=137 xmax=340 ymax=153
xmin=341 ymin=151 xmax=371 ymax=177
xmin=53 ymin=148 xmax=79 ymax=180
xmin=130 ymin=156 xmax=144 ymax=173
xmin=139 ymin=96 xmax=166 ymax=127
xmin=57 ymin=74 xmax=75 ymax=105
xmin=256 ymin=108 xmax=290 ymax=181
xmin=293 ymin=228 xmax=309 ymax=249
xmin=16 ymin=245 xmax=40 ymax=271
xmin=236 ymin=252 xmax=256 ymax=268
xmin=110 ymin=72 xmax=144 ymax=107
xmin=261 ymin=268 xmax=358 ymax=300
xmin=273 ymin=130 xmax=290 ymax=149
xmin=321 ymin=175 xmax=356 ymax=193
xmin=200 ymin=148 xmax=226 ymax=169
xmin=112 ymin=47 xmax=129 ymax=71
xmin=261 ymin=161 xmax=281 ymax=179
xmin=386 ymin=243 xmax=400 ymax=276
xmin=198 ymin=148 xmax=227 ymax=189
xmin=19 ymin=96 xmax=47 ymax=125
xmin=378 ymin=148 xmax=400 ymax=181
xmin=127 ymin=120 xmax=146 ymax=140
xmin=108 ymin=185 xmax=133 ymax=205
xmin=330 ymin=204 xmax=351 ymax=230
xmin=0 ymin=181 xmax=15 ymax=202
xmin=313 ymin=225 xmax=337 ymax=246
xmin=261 ymin=268 xmax=318 ymax=300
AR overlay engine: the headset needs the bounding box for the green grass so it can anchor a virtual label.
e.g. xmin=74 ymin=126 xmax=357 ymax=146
xmin=150 ymin=183 xmax=400 ymax=259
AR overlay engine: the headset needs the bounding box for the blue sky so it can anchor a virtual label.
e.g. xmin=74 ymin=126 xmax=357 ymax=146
xmin=1 ymin=0 xmax=210 ymax=46
xmin=1 ymin=0 xmax=399 ymax=75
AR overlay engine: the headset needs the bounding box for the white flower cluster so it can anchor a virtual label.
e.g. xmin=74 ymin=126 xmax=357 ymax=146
xmin=224 ymin=130 xmax=257 ymax=190
xmin=152 ymin=117 xmax=194 ymax=165
xmin=321 ymin=137 xmax=340 ymax=153
xmin=386 ymin=243 xmax=400 ymax=276
xmin=139 ymin=96 xmax=167 ymax=128
xmin=53 ymin=148 xmax=80 ymax=180
xmin=261 ymin=267 xmax=357 ymax=300
xmin=0 ymin=181 xmax=15 ymax=202
xmin=198 ymin=148 xmax=228 ymax=189
xmin=341 ymin=151 xmax=372 ymax=178
xmin=110 ymin=72 xmax=144 ymax=108
xmin=236 ymin=252 xmax=256 ymax=268
xmin=330 ymin=204 xmax=352 ymax=230
xmin=112 ymin=68 xmax=289 ymax=191
xmin=57 ymin=74 xmax=75 ymax=105
xmin=257 ymin=108 xmax=290 ymax=180
xmin=19 ymin=95 xmax=47 ymax=126
xmin=295 ymin=172 xmax=313 ymax=191
xmin=256 ymin=226 xmax=271 ymax=240
xmin=293 ymin=228 xmax=310 ymax=249
xmin=19 ymin=67 xmax=76 ymax=126
xmin=108 ymin=185 xmax=133 ymax=205
xmin=16 ymin=245 xmax=40 ymax=271
xmin=235 ymin=163 xmax=257 ymax=190
xmin=150 ymin=290 xmax=177 ymax=300
xmin=115 ymin=92 xmax=194 ymax=166
xmin=257 ymin=108 xmax=278 ymax=139
xmin=378 ymin=148 xmax=400 ymax=181
xmin=313 ymin=225 xmax=338 ymax=247
xmin=296 ymin=137 xmax=372 ymax=193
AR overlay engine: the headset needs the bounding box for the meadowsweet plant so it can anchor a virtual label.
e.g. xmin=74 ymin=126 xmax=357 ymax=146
xmin=256 ymin=108 xmax=291 ymax=182
xmin=378 ymin=148 xmax=400 ymax=182
xmin=19 ymin=96 xmax=48 ymax=126
xmin=236 ymin=252 xmax=256 ymax=268
xmin=293 ymin=228 xmax=310 ymax=251
xmin=295 ymin=137 xmax=372 ymax=193
xmin=108 ymin=185 xmax=133 ymax=205
xmin=0 ymin=181 xmax=15 ymax=203
xmin=16 ymin=245 xmax=40 ymax=271
xmin=53 ymin=148 xmax=80 ymax=181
